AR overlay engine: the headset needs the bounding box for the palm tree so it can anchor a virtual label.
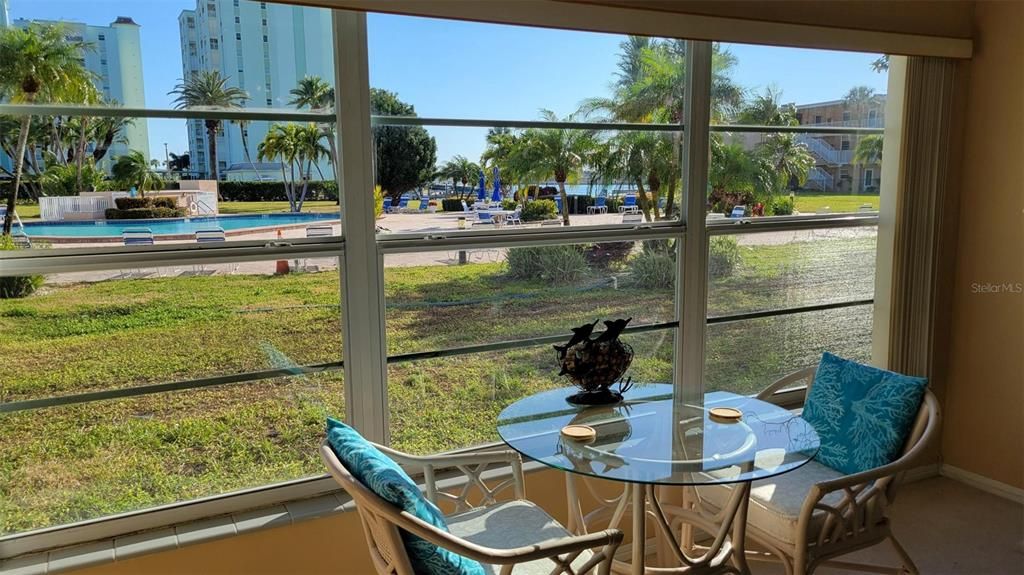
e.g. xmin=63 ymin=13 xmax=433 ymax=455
xmin=0 ymin=23 xmax=93 ymax=235
xmin=436 ymin=155 xmax=480 ymax=200
xmin=736 ymin=86 xmax=798 ymax=127
xmin=289 ymin=75 xmax=337 ymax=183
xmin=111 ymin=150 xmax=163 ymax=196
xmin=843 ymin=86 xmax=880 ymax=124
xmin=169 ymin=70 xmax=249 ymax=185
xmin=756 ymin=133 xmax=814 ymax=195
xmin=294 ymin=123 xmax=329 ymax=204
xmin=258 ymin=124 xmax=300 ymax=211
xmin=508 ymin=110 xmax=597 ymax=225
xmin=854 ymin=134 xmax=884 ymax=165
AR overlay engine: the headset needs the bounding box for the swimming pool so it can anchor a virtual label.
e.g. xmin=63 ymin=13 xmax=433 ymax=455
xmin=22 ymin=213 xmax=339 ymax=240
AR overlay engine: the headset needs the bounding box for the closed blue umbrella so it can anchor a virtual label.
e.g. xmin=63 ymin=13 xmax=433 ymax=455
xmin=477 ymin=171 xmax=487 ymax=201
xmin=491 ymin=167 xmax=502 ymax=203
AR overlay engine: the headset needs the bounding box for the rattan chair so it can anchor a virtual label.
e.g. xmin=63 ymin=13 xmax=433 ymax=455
xmin=693 ymin=367 xmax=941 ymax=575
xmin=321 ymin=441 xmax=623 ymax=575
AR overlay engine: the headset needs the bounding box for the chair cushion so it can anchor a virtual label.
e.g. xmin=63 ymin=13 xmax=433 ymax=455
xmin=697 ymin=459 xmax=848 ymax=546
xmin=803 ymin=352 xmax=928 ymax=475
xmin=447 ymin=500 xmax=594 ymax=575
xmin=326 ymin=418 xmax=485 ymax=575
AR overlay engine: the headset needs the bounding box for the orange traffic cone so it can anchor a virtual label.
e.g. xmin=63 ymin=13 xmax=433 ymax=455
xmin=275 ymin=229 xmax=289 ymax=275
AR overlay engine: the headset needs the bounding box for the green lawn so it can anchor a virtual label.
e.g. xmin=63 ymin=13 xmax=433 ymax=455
xmin=217 ymin=201 xmax=340 ymax=214
xmin=0 ymin=233 xmax=876 ymax=533
xmin=793 ymin=192 xmax=879 ymax=214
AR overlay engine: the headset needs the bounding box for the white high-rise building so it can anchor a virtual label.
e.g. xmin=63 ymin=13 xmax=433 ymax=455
xmin=0 ymin=7 xmax=150 ymax=171
xmin=179 ymin=0 xmax=335 ymax=181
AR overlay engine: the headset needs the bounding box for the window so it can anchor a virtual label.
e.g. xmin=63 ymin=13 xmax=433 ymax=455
xmin=0 ymin=6 xmax=894 ymax=555
xmin=843 ymin=110 xmax=852 ymax=121
xmin=98 ymin=34 xmax=105 ymax=40
xmin=235 ymin=16 xmax=241 ymax=23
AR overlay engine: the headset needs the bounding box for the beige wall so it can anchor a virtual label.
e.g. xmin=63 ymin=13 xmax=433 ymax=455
xmin=940 ymin=0 xmax=1024 ymax=489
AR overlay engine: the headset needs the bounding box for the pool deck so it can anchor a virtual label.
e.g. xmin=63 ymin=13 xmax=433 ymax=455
xmin=20 ymin=210 xmax=875 ymax=284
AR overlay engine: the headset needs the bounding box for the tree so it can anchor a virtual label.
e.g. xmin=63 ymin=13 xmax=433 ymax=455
xmin=843 ymin=86 xmax=880 ymax=123
xmin=169 ymin=70 xmax=249 ymax=184
xmin=507 ymin=110 xmax=597 ymax=226
xmin=0 ymin=23 xmax=93 ymax=235
xmin=257 ymin=123 xmax=327 ymax=212
xmin=755 ymin=133 xmax=814 ymax=198
xmin=437 ymin=155 xmax=480 ymax=200
xmin=871 ymin=55 xmax=890 ymax=73
xmin=736 ymin=86 xmax=798 ymax=127
xmin=854 ymin=134 xmax=884 ymax=165
xmin=370 ymin=88 xmax=437 ymax=201
xmin=111 ymin=150 xmax=163 ymax=196
xmin=167 ymin=152 xmax=191 ymax=176
xmin=289 ymin=75 xmax=337 ymax=186
xmin=480 ymin=128 xmax=525 ymax=198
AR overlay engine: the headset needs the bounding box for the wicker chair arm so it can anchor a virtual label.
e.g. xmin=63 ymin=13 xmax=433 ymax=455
xmin=756 ymin=366 xmax=816 ymax=401
xmin=390 ymin=506 xmax=623 ymax=565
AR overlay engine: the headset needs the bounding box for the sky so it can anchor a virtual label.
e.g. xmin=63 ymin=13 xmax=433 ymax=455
xmin=10 ymin=0 xmax=888 ymax=164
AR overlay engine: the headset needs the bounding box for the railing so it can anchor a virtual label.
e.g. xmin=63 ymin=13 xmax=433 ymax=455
xmin=39 ymin=194 xmax=127 ymax=221
xmin=805 ymin=166 xmax=835 ymax=192
xmin=796 ymin=135 xmax=853 ymax=166
xmin=803 ymin=117 xmax=884 ymax=129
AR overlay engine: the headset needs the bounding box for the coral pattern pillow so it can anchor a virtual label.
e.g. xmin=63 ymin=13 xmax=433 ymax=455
xmin=326 ymin=418 xmax=486 ymax=575
xmin=803 ymin=353 xmax=928 ymax=475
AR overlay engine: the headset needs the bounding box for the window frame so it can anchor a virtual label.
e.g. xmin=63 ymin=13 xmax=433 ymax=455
xmin=0 ymin=7 xmax=891 ymax=557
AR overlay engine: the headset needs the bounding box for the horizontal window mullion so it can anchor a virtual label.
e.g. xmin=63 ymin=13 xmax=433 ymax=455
xmin=711 ymin=123 xmax=884 ymax=135
xmin=386 ymin=321 xmax=679 ymax=364
xmin=371 ymin=115 xmax=683 ymax=132
xmin=0 ymin=238 xmax=344 ymax=276
xmin=706 ymin=214 xmax=878 ymax=235
xmin=0 ymin=361 xmax=345 ymax=414
xmin=706 ymin=299 xmax=874 ymax=325
xmin=378 ymin=223 xmax=684 ymax=254
xmin=0 ymin=103 xmax=332 ymax=122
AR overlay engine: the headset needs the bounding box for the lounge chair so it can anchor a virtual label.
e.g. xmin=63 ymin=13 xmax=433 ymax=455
xmin=587 ymin=196 xmax=608 ymax=214
xmin=382 ymin=197 xmax=393 ymax=213
xmin=506 ymin=208 xmax=522 ymax=226
xmin=730 ymin=205 xmax=747 ymax=218
xmin=618 ymin=195 xmax=639 ymax=214
xmin=418 ymin=198 xmax=430 ymax=212
xmin=461 ymin=200 xmax=476 ymax=216
xmin=476 ymin=211 xmax=494 ymax=224
xmin=194 ymin=228 xmax=226 ymax=243
xmin=553 ymin=196 xmax=563 ymax=214
xmin=395 ymin=197 xmax=409 ymax=212
xmin=405 ymin=200 xmax=421 ymax=213
xmin=306 ymin=225 xmax=333 ymax=238
xmin=122 ymin=228 xmax=155 ymax=246
xmin=11 ymin=234 xmax=31 ymax=249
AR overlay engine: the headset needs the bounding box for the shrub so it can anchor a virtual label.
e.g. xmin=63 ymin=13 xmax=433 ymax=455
xmin=709 ymin=236 xmax=741 ymax=277
xmin=500 ymin=199 xmax=518 ymax=211
xmin=218 ymin=180 xmax=338 ymax=202
xmin=506 ymin=245 xmax=587 ymax=283
xmin=105 ymin=207 xmax=185 ymax=220
xmin=441 ymin=198 xmax=471 ymax=212
xmin=520 ymin=199 xmax=557 ymax=222
xmin=769 ymin=196 xmax=795 ymax=216
xmin=373 ymin=185 xmax=385 ymax=219
xmin=114 ymin=197 xmax=176 ymax=210
xmin=0 ymin=236 xmax=43 ymax=299
xmin=628 ymin=251 xmax=675 ymax=289
xmin=584 ymin=242 xmax=634 ymax=269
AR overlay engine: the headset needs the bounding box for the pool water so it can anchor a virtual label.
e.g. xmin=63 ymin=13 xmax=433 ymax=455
xmin=22 ymin=213 xmax=339 ymax=238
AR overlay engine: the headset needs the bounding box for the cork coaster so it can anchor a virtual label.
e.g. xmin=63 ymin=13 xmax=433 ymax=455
xmin=709 ymin=407 xmax=743 ymax=422
xmin=561 ymin=424 xmax=597 ymax=441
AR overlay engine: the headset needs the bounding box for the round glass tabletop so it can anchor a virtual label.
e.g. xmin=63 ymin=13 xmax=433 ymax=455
xmin=497 ymin=384 xmax=820 ymax=486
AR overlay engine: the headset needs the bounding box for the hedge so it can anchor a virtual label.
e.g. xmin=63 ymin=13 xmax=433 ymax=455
xmin=441 ymin=198 xmax=473 ymax=212
xmin=218 ymin=181 xmax=339 ymax=202
xmin=105 ymin=207 xmax=186 ymax=219
xmin=114 ymin=197 xmax=176 ymax=210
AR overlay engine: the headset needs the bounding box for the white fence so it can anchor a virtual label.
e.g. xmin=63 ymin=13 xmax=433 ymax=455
xmin=39 ymin=193 xmax=128 ymax=221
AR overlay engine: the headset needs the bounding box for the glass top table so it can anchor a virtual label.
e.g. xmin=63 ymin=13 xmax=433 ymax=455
xmin=497 ymin=383 xmax=820 ymax=487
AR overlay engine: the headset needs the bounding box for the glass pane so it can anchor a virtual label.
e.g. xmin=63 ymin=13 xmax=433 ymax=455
xmin=707 ymin=226 xmax=876 ymax=318
xmin=384 ymin=240 xmax=678 ymax=353
xmin=368 ymin=15 xmax=685 ymax=124
xmin=705 ymin=305 xmax=873 ymax=396
xmin=2 ymin=373 xmax=344 ymax=534
xmin=707 ymin=43 xmax=886 ymax=218
xmin=1 ymin=257 xmax=342 ymax=405
xmin=389 ymin=331 xmax=675 ymax=454
xmin=372 ymin=125 xmax=683 ymax=236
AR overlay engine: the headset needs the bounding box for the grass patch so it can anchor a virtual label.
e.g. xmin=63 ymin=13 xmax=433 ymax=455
xmin=0 ymin=231 xmax=876 ymax=533
xmin=793 ymin=192 xmax=879 ymax=214
xmin=218 ymin=201 xmax=339 ymax=215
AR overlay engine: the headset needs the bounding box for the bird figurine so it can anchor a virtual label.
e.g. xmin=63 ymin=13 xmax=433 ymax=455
xmin=556 ymin=318 xmax=635 ymax=405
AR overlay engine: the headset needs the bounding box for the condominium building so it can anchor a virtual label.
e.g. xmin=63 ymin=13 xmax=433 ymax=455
xmin=795 ymin=96 xmax=886 ymax=193
xmin=179 ymin=0 xmax=335 ymax=181
xmin=0 ymin=2 xmax=150 ymax=171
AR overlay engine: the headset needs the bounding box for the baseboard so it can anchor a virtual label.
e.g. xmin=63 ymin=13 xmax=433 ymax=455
xmin=940 ymin=464 xmax=1024 ymax=504
xmin=902 ymin=463 xmax=940 ymax=483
